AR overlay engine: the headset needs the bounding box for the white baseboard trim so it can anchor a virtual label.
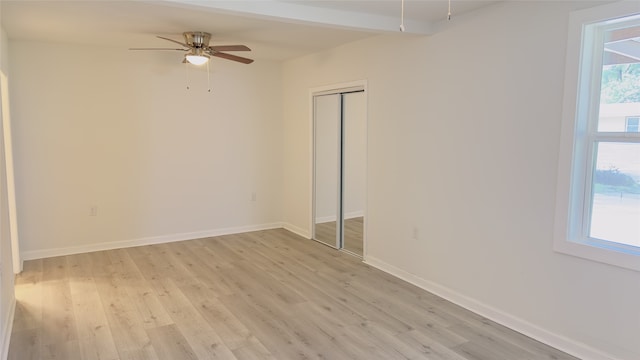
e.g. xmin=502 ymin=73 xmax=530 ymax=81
xmin=315 ymin=215 xmax=335 ymax=224
xmin=21 ymin=222 xmax=283 ymax=260
xmin=364 ymin=256 xmax=619 ymax=360
xmin=345 ymin=210 xmax=364 ymax=220
xmin=1 ymin=297 xmax=15 ymax=360
xmin=282 ymin=223 xmax=311 ymax=239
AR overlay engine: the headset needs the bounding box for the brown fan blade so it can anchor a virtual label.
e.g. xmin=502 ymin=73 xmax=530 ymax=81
xmin=208 ymin=45 xmax=251 ymax=52
xmin=129 ymin=48 xmax=187 ymax=51
xmin=157 ymin=36 xmax=189 ymax=47
xmin=211 ymin=52 xmax=254 ymax=64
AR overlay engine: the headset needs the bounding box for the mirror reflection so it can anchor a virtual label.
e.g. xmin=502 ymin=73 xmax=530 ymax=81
xmin=342 ymin=92 xmax=365 ymax=255
xmin=313 ymin=94 xmax=340 ymax=247
xmin=313 ymin=90 xmax=365 ymax=256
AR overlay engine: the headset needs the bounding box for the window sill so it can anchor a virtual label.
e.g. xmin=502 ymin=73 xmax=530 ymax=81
xmin=553 ymin=237 xmax=640 ymax=272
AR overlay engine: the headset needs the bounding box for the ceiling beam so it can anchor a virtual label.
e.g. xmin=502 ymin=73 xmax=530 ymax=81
xmin=158 ymin=0 xmax=435 ymax=35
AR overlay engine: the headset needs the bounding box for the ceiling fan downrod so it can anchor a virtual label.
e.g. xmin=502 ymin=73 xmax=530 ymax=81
xmin=399 ymin=0 xmax=405 ymax=32
xmin=184 ymin=31 xmax=210 ymax=48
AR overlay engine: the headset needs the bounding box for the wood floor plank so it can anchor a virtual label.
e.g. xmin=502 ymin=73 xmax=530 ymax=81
xmin=10 ymin=229 xmax=579 ymax=360
xmin=229 ymin=336 xmax=276 ymax=360
xmin=291 ymin=302 xmax=401 ymax=360
xmin=146 ymin=324 xmax=199 ymax=360
xmin=42 ymin=256 xmax=68 ymax=282
xmin=108 ymin=249 xmax=174 ymax=329
xmin=448 ymin=322 xmax=539 ymax=360
xmin=86 ymin=250 xmax=114 ymax=278
xmin=199 ymin=235 xmax=246 ymax=264
xmin=169 ymin=240 xmax=235 ymax=296
xmin=449 ymin=313 xmax=575 ymax=360
xmin=177 ymin=282 xmax=253 ymax=351
xmin=344 ymin=274 xmax=464 ymax=331
xmin=67 ymin=253 xmax=120 ymax=360
xmin=93 ymin=261 xmax=160 ymax=360
xmin=8 ymin=328 xmax=41 ymax=360
xmin=396 ymin=329 xmax=469 ymax=360
xmin=219 ymin=292 xmax=329 ymax=360
xmin=15 ymin=258 xmax=43 ymax=286
xmin=239 ymin=245 xmax=368 ymax=328
xmin=41 ymin=340 xmax=82 ymax=360
xmin=40 ymin=279 xmax=78 ymax=346
xmin=137 ymin=273 xmax=237 ymax=359
xmin=12 ymin=284 xmax=42 ymax=333
xmin=237 ymin=232 xmax=416 ymax=335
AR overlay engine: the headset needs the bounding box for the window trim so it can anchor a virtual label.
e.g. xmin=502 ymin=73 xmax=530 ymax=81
xmin=554 ymin=1 xmax=640 ymax=272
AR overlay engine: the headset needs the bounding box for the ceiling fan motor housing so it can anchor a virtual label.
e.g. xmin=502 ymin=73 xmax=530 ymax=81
xmin=184 ymin=31 xmax=211 ymax=48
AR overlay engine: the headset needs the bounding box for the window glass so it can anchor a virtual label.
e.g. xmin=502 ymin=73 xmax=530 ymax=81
xmin=597 ymin=25 xmax=640 ymax=132
xmin=626 ymin=117 xmax=640 ymax=132
xmin=587 ymin=19 xmax=640 ymax=250
xmin=589 ymin=142 xmax=640 ymax=247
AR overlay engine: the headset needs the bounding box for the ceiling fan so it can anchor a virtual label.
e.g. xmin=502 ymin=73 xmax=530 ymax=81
xmin=130 ymin=32 xmax=254 ymax=65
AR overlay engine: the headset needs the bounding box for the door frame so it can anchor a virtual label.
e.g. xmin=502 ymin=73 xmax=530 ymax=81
xmin=309 ymin=80 xmax=368 ymax=258
xmin=0 ymin=72 xmax=21 ymax=274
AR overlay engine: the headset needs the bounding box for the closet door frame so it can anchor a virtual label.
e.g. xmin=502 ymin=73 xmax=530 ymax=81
xmin=309 ymin=80 xmax=367 ymax=257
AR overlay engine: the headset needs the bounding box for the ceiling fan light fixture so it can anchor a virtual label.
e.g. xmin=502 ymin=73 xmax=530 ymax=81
xmin=185 ymin=54 xmax=209 ymax=65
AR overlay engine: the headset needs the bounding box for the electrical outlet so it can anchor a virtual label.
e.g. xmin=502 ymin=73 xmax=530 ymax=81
xmin=90 ymin=206 xmax=98 ymax=216
xmin=251 ymin=192 xmax=257 ymax=202
xmin=412 ymin=226 xmax=419 ymax=240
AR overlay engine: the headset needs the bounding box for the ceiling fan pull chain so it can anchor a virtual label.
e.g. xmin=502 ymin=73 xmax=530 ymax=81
xmin=399 ymin=0 xmax=405 ymax=32
xmin=207 ymin=61 xmax=211 ymax=93
xmin=448 ymin=0 xmax=452 ymax=20
xmin=185 ymin=61 xmax=190 ymax=90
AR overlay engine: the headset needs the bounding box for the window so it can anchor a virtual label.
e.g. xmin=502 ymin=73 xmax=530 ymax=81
xmin=555 ymin=2 xmax=640 ymax=271
xmin=626 ymin=117 xmax=640 ymax=132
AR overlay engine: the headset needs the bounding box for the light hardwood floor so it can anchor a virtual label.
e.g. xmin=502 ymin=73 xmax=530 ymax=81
xmin=9 ymin=229 xmax=577 ymax=360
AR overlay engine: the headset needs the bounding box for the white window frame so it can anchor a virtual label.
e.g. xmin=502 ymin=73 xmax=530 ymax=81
xmin=554 ymin=1 xmax=640 ymax=272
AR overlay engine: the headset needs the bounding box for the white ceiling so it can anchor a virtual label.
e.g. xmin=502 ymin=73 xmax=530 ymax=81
xmin=1 ymin=0 xmax=498 ymax=61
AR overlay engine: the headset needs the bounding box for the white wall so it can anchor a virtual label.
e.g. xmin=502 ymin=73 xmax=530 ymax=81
xmin=282 ymin=2 xmax=639 ymax=360
xmin=9 ymin=41 xmax=283 ymax=258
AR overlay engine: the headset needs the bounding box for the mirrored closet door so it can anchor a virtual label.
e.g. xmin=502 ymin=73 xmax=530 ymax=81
xmin=313 ymin=88 xmax=366 ymax=256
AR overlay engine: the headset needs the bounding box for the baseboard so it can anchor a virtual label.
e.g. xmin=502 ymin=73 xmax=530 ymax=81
xmin=21 ymin=222 xmax=284 ymax=260
xmin=345 ymin=211 xmax=364 ymax=219
xmin=364 ymin=256 xmax=619 ymax=360
xmin=281 ymin=222 xmax=311 ymax=239
xmin=315 ymin=215 xmax=336 ymax=224
xmin=1 ymin=297 xmax=15 ymax=360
